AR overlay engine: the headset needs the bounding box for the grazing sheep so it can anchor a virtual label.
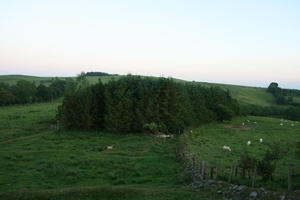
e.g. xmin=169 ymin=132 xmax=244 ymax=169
xmin=242 ymin=122 xmax=245 ymax=126
xmin=254 ymin=121 xmax=257 ymax=124
xmin=259 ymin=138 xmax=263 ymax=143
xmin=291 ymin=124 xmax=294 ymax=127
xmin=223 ymin=145 xmax=231 ymax=152
xmin=156 ymin=134 xmax=173 ymax=139
xmin=190 ymin=130 xmax=193 ymax=133
xmin=247 ymin=120 xmax=250 ymax=122
xmin=280 ymin=123 xmax=283 ymax=126
xmin=247 ymin=141 xmax=251 ymax=146
xmin=107 ymin=145 xmax=114 ymax=150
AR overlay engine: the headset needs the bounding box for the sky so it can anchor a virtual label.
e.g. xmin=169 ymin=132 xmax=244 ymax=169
xmin=0 ymin=0 xmax=300 ymax=89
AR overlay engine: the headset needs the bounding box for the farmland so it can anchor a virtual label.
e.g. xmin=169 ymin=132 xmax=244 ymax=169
xmin=1 ymin=74 xmax=300 ymax=199
xmin=185 ymin=116 xmax=300 ymax=190
xmin=0 ymin=101 xmax=220 ymax=200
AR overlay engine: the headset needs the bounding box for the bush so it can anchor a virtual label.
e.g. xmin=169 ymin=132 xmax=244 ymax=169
xmin=257 ymin=143 xmax=284 ymax=182
xmin=238 ymin=150 xmax=257 ymax=176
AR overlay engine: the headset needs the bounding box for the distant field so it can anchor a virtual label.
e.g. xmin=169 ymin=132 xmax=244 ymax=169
xmin=196 ymin=82 xmax=275 ymax=106
xmin=0 ymin=75 xmax=55 ymax=85
xmin=0 ymin=102 xmax=220 ymax=200
xmin=0 ymin=74 xmax=120 ymax=86
xmin=185 ymin=116 xmax=300 ymax=190
xmin=293 ymin=96 xmax=300 ymax=104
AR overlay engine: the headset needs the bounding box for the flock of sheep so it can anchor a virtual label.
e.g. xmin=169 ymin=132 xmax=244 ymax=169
xmin=105 ymin=119 xmax=298 ymax=152
xmin=222 ymin=138 xmax=263 ymax=152
xmin=222 ymin=118 xmax=298 ymax=152
xmin=280 ymin=119 xmax=297 ymax=127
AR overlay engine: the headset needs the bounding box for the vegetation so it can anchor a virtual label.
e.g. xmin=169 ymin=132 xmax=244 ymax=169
xmin=0 ymin=101 xmax=221 ymax=200
xmin=1 ymin=74 xmax=300 ymax=199
xmin=2 ymin=74 xmax=300 ymax=108
xmin=0 ymin=79 xmax=66 ymax=106
xmin=185 ymin=116 xmax=300 ymax=190
xmin=85 ymin=72 xmax=119 ymax=76
xmin=58 ymin=75 xmax=239 ymax=133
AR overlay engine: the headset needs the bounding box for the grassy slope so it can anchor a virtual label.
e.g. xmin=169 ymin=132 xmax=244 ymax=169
xmin=186 ymin=116 xmax=300 ymax=190
xmin=0 ymin=74 xmax=276 ymax=106
xmin=0 ymin=75 xmax=119 ymax=85
xmin=0 ymin=75 xmax=55 ymax=85
xmin=293 ymin=96 xmax=300 ymax=103
xmin=0 ymin=102 xmax=220 ymax=200
xmin=197 ymin=82 xmax=275 ymax=106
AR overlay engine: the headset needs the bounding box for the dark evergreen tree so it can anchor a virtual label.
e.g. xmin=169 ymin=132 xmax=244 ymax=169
xmin=36 ymin=84 xmax=51 ymax=102
xmin=0 ymin=88 xmax=16 ymax=106
xmin=58 ymin=75 xmax=240 ymax=133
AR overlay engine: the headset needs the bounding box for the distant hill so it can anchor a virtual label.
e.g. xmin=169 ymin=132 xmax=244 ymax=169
xmin=85 ymin=72 xmax=119 ymax=76
xmin=1 ymin=74 xmax=300 ymax=106
xmin=0 ymin=74 xmax=120 ymax=85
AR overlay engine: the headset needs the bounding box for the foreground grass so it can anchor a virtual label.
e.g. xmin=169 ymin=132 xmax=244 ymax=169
xmin=186 ymin=116 xmax=300 ymax=190
xmin=0 ymin=102 xmax=222 ymax=200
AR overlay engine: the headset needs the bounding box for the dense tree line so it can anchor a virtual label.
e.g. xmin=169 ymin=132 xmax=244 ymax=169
xmin=85 ymin=72 xmax=119 ymax=76
xmin=58 ymin=75 xmax=239 ymax=134
xmin=258 ymin=82 xmax=300 ymax=120
xmin=267 ymin=82 xmax=300 ymax=106
xmin=240 ymin=103 xmax=300 ymax=121
xmin=0 ymin=79 xmax=66 ymax=106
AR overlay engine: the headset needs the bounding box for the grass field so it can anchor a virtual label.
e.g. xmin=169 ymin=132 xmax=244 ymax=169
xmin=0 ymin=74 xmax=120 ymax=86
xmin=185 ymin=116 xmax=300 ymax=190
xmin=0 ymin=101 xmax=221 ymax=200
xmin=197 ymin=82 xmax=275 ymax=106
xmin=1 ymin=75 xmax=300 ymax=199
xmin=293 ymin=96 xmax=300 ymax=104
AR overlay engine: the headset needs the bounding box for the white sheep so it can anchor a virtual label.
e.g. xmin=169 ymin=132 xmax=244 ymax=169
xmin=242 ymin=122 xmax=245 ymax=126
xmin=291 ymin=124 xmax=294 ymax=127
xmin=254 ymin=122 xmax=257 ymax=124
xmin=280 ymin=123 xmax=283 ymax=126
xmin=107 ymin=145 xmax=114 ymax=150
xmin=223 ymin=145 xmax=231 ymax=152
xmin=156 ymin=134 xmax=173 ymax=138
xmin=259 ymin=138 xmax=263 ymax=143
xmin=247 ymin=141 xmax=251 ymax=146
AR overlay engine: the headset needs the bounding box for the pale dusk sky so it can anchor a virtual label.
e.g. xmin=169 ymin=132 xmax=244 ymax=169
xmin=0 ymin=0 xmax=299 ymax=89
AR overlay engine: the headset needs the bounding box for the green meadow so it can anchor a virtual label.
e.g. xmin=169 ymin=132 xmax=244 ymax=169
xmin=1 ymin=74 xmax=300 ymax=199
xmin=186 ymin=116 xmax=300 ymax=190
xmin=0 ymin=101 xmax=220 ymax=200
xmin=0 ymin=75 xmax=120 ymax=86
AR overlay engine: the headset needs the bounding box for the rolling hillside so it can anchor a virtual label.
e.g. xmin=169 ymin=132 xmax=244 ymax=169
xmin=1 ymin=74 xmax=298 ymax=107
xmin=0 ymin=74 xmax=120 ymax=85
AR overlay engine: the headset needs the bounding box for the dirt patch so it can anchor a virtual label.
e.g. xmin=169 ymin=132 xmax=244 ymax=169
xmin=224 ymin=125 xmax=251 ymax=131
xmin=0 ymin=134 xmax=41 ymax=145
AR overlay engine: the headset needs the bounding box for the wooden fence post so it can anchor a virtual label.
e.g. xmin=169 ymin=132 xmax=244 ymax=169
xmin=251 ymin=166 xmax=257 ymax=188
xmin=235 ymin=167 xmax=238 ymax=177
xmin=288 ymin=163 xmax=293 ymax=192
xmin=210 ymin=167 xmax=215 ymax=179
xmin=228 ymin=166 xmax=234 ymax=183
xmin=201 ymin=160 xmax=205 ymax=180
